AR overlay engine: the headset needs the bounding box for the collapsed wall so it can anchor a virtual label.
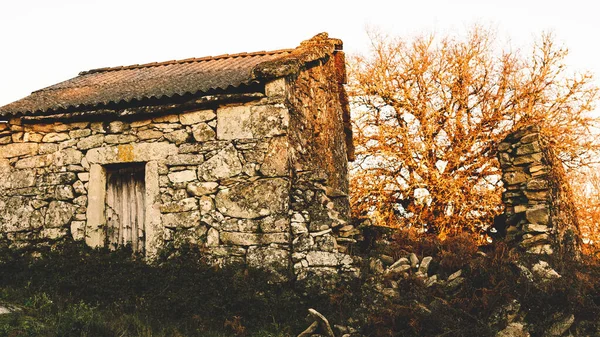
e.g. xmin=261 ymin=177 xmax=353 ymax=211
xmin=498 ymin=125 xmax=581 ymax=258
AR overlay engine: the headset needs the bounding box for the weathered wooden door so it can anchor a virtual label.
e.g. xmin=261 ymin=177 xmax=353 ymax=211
xmin=105 ymin=164 xmax=145 ymax=252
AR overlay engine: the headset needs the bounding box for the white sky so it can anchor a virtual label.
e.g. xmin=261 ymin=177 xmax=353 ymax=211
xmin=1 ymin=0 xmax=599 ymax=108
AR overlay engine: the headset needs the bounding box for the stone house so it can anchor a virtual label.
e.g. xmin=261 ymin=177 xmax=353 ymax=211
xmin=0 ymin=33 xmax=358 ymax=281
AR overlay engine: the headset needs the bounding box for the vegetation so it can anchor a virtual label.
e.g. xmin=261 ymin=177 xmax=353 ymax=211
xmin=569 ymin=166 xmax=600 ymax=257
xmin=2 ymin=235 xmax=600 ymax=336
xmin=0 ymin=242 xmax=358 ymax=337
xmin=348 ymin=26 xmax=599 ymax=240
xmin=359 ymin=230 xmax=600 ymax=336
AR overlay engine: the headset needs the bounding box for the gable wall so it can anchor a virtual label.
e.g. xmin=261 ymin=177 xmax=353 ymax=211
xmin=285 ymin=52 xmax=359 ymax=284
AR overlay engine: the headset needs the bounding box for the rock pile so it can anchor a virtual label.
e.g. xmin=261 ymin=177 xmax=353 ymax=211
xmin=368 ymin=253 xmax=464 ymax=292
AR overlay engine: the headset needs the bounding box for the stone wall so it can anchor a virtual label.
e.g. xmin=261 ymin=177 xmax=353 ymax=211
xmin=286 ymin=49 xmax=359 ymax=284
xmin=0 ymin=91 xmax=293 ymax=270
xmin=498 ymin=125 xmax=580 ymax=258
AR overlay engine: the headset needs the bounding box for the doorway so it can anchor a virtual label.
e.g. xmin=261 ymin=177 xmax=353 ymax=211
xmin=105 ymin=163 xmax=146 ymax=252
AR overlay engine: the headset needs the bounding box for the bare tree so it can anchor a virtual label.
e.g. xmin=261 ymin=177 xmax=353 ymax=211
xmin=349 ymin=27 xmax=599 ymax=238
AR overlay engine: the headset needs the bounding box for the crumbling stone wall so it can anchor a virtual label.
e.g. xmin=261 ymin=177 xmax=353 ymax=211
xmin=286 ymin=48 xmax=358 ymax=284
xmin=498 ymin=125 xmax=580 ymax=257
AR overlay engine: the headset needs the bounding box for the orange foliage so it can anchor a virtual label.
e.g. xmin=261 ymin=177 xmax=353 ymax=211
xmin=570 ymin=166 xmax=600 ymax=256
xmin=348 ymin=27 xmax=599 ymax=237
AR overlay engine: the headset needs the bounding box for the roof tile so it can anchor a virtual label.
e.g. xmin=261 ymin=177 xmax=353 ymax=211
xmin=0 ymin=33 xmax=342 ymax=117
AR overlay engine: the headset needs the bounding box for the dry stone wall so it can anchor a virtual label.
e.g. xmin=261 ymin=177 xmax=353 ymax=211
xmin=287 ymin=50 xmax=359 ymax=285
xmin=498 ymin=125 xmax=580 ymax=258
xmin=0 ymin=93 xmax=293 ymax=272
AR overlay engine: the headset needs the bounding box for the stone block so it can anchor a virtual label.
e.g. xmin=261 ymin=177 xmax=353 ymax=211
xmin=0 ymin=197 xmax=37 ymax=231
xmin=260 ymin=136 xmax=289 ymax=176
xmin=44 ymin=201 xmax=76 ymax=228
xmin=513 ymin=153 xmax=543 ymax=166
xmin=197 ymin=144 xmax=242 ymax=181
xmin=503 ymin=170 xmax=528 ymax=186
xmin=246 ymin=246 xmax=290 ymax=280
xmin=521 ymin=233 xmax=549 ymax=246
xmin=11 ymin=132 xmax=23 ymax=142
xmin=137 ymin=129 xmax=163 ymax=140
xmin=192 ymin=123 xmax=216 ymax=142
xmin=524 ymin=190 xmax=549 ymax=201
xmin=107 ymin=121 xmax=127 ymax=133
xmin=291 ymin=222 xmax=309 ymax=235
xmin=498 ymin=142 xmax=511 ymax=152
xmin=217 ymin=105 xmax=253 ymax=139
xmin=131 ymin=119 xmax=151 ymax=128
xmin=69 ymin=129 xmax=92 ymax=139
xmin=220 ymin=232 xmax=289 ymax=246
xmin=160 ymin=197 xmax=198 ymax=213
xmin=206 ymin=246 xmax=246 ymax=257
xmin=179 ymin=109 xmax=216 ymax=125
xmin=186 ymin=181 xmax=218 ymax=196
xmin=41 ymin=227 xmax=68 ymax=240
xmin=265 ymin=78 xmax=286 ymax=98
xmin=199 ymin=196 xmax=214 ymax=213
xmin=55 ymin=185 xmax=75 ymax=200
xmin=104 ymin=134 xmax=137 ymax=144
xmin=38 ymin=172 xmax=77 ymax=186
xmin=162 ymin=211 xmax=200 ymax=229
xmin=215 ymin=178 xmax=288 ymax=219
xmin=523 ymin=223 xmax=549 ymax=233
xmin=0 ymin=169 xmax=36 ymax=189
xmin=167 ymin=170 xmax=196 ymax=183
xmin=73 ymin=195 xmax=87 ymax=206
xmin=71 ymin=221 xmax=86 ymax=241
xmin=206 ymin=227 xmax=219 ymax=246
xmin=77 ymin=135 xmax=104 ymax=150
xmin=0 ymin=143 xmax=39 ymax=158
xmin=42 ymin=133 xmax=70 ymax=143
xmin=526 ymin=178 xmax=548 ymax=190
xmin=15 ymin=154 xmax=52 ymax=169
xmin=217 ymin=104 xmax=289 ymax=140
xmin=164 ymin=129 xmax=190 ymax=145
xmin=250 ymin=104 xmax=289 ymax=138
xmin=153 ymin=114 xmax=179 ymax=123
xmin=24 ymin=133 xmax=43 ymax=142
xmin=525 ymin=205 xmax=549 ymax=225
xmin=292 ymin=233 xmax=315 ymax=251
xmin=85 ymin=142 xmax=176 ymax=164
xmin=38 ymin=143 xmax=58 ymax=155
xmin=166 ymin=153 xmax=204 ymax=166
xmin=259 ymin=216 xmax=289 ymax=233
xmin=54 ymin=148 xmax=83 ymax=166
xmin=305 ymin=251 xmax=353 ymax=267
xmin=515 ymin=142 xmax=540 ymax=155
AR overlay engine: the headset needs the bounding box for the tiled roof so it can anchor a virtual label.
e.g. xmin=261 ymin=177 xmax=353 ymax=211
xmin=0 ymin=33 xmax=342 ymax=117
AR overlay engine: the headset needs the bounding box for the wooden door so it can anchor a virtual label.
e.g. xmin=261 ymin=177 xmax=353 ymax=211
xmin=105 ymin=164 xmax=146 ymax=252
